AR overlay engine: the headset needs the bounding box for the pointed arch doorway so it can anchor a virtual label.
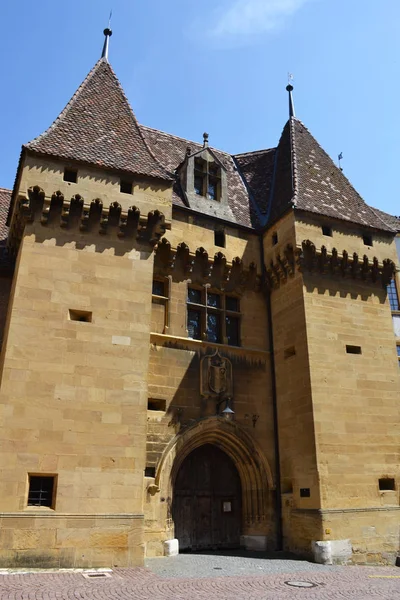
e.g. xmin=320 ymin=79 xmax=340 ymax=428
xmin=172 ymin=444 xmax=242 ymax=551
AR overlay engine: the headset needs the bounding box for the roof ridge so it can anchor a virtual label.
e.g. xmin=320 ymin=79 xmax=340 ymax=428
xmin=0 ymin=188 xmax=12 ymax=193
xmin=290 ymin=116 xmax=364 ymax=208
xmin=234 ymin=148 xmax=275 ymax=158
xmin=290 ymin=117 xmax=396 ymax=233
xmin=26 ymin=60 xmax=172 ymax=181
xmin=140 ymin=124 xmax=235 ymax=159
xmin=25 ymin=59 xmax=106 ymax=148
xmin=289 ymin=117 xmax=299 ymax=206
xmin=290 ymin=117 xmax=392 ymax=229
xmin=106 ymin=67 xmax=172 ymax=180
xmin=368 ymin=205 xmax=398 ymax=232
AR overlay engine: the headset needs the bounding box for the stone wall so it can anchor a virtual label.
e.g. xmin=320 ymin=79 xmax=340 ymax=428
xmin=0 ymin=274 xmax=12 ymax=352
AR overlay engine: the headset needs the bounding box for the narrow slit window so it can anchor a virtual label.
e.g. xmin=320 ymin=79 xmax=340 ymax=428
xmin=363 ymin=234 xmax=373 ymax=246
xmin=69 ymin=309 xmax=92 ymax=323
xmin=379 ymin=478 xmax=395 ymax=491
xmin=214 ymin=230 xmax=225 ymax=248
xmin=145 ymin=467 xmax=156 ymax=478
xmin=272 ymin=232 xmax=278 ymax=245
xmin=28 ymin=475 xmax=57 ymax=508
xmin=346 ymin=345 xmax=362 ymax=355
xmin=63 ymin=168 xmax=77 ymax=183
xmin=322 ymin=225 xmax=332 ymax=237
xmin=300 ymin=488 xmax=310 ymax=498
xmin=120 ymin=180 xmax=133 ymax=194
xmin=148 ymin=399 xmax=166 ymax=411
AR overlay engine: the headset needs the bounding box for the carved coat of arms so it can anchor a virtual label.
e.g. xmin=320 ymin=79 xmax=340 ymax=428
xmin=200 ymin=350 xmax=233 ymax=399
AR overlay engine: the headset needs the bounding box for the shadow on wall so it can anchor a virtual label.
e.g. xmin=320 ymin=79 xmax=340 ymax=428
xmin=303 ymin=273 xmax=389 ymax=304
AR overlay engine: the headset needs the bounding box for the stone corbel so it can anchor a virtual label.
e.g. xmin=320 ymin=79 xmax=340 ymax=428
xmin=175 ymin=242 xmax=191 ymax=274
xmin=80 ymin=198 xmax=103 ymax=232
xmin=145 ymin=210 xmax=167 ymax=246
xmin=382 ymin=259 xmax=396 ymax=286
xmin=361 ymin=255 xmax=369 ymax=280
xmin=26 ymin=186 xmax=45 ymax=223
xmin=340 ymin=250 xmax=348 ymax=277
xmin=191 ymin=247 xmax=209 ymax=281
xmin=60 ymin=194 xmax=83 ymax=228
xmin=301 ymin=240 xmax=317 ymax=272
xmin=210 ymin=252 xmax=227 ymax=286
xmin=147 ymin=483 xmax=160 ymax=496
xmin=41 ymin=194 xmax=56 ymax=225
xmin=296 ymin=240 xmax=397 ymax=288
xmin=351 ymin=253 xmax=359 ymax=278
xmin=371 ymin=257 xmax=379 ymax=282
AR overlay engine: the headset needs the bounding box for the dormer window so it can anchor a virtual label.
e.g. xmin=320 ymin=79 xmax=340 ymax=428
xmin=179 ymin=145 xmax=227 ymax=211
xmin=193 ymin=158 xmax=221 ymax=201
xmin=194 ymin=159 xmax=204 ymax=196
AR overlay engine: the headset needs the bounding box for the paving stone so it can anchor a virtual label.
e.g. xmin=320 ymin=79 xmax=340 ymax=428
xmin=0 ymin=554 xmax=399 ymax=599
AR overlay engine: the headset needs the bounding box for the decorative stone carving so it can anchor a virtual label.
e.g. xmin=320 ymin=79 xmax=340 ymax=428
xmin=200 ymin=349 xmax=233 ymax=400
xmin=8 ymin=186 xmax=170 ymax=250
xmin=154 ymin=239 xmax=259 ymax=294
xmin=264 ymin=239 xmax=397 ymax=290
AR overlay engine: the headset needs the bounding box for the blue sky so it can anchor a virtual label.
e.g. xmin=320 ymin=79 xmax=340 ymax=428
xmin=1 ymin=0 xmax=399 ymax=215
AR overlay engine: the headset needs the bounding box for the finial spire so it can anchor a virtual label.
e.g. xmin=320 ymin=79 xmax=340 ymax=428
xmin=286 ymin=83 xmax=295 ymax=118
xmin=203 ymin=132 xmax=209 ymax=147
xmin=101 ymin=26 xmax=113 ymax=61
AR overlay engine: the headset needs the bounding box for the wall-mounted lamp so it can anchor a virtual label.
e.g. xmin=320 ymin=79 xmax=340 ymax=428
xmin=222 ymin=403 xmax=235 ymax=421
xmin=217 ymin=397 xmax=235 ymax=421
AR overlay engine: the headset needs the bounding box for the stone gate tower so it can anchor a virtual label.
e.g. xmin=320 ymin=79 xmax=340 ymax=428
xmin=0 ymin=31 xmax=399 ymax=567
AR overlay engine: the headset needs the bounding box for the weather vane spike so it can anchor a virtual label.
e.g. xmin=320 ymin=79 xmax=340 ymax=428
xmin=338 ymin=152 xmax=343 ymax=171
xmin=101 ymin=14 xmax=113 ymax=62
xmin=286 ymin=74 xmax=295 ymax=118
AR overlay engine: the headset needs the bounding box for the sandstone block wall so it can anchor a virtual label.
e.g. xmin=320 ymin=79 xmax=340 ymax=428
xmin=0 ymin=213 xmax=157 ymax=566
xmin=0 ymin=275 xmax=12 ymax=352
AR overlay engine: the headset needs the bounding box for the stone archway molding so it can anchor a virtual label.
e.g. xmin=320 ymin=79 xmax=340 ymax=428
xmin=155 ymin=416 xmax=274 ymax=526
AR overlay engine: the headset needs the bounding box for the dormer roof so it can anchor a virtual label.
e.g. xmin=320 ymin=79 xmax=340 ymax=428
xmin=25 ymin=59 xmax=173 ymax=182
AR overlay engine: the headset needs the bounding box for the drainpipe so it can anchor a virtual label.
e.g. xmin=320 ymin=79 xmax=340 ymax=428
xmin=259 ymin=235 xmax=283 ymax=552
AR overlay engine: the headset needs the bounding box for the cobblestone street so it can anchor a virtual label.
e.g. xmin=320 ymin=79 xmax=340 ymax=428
xmin=0 ymin=553 xmax=399 ymax=599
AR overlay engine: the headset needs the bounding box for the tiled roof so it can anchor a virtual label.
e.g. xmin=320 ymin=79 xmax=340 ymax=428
xmin=141 ymin=126 xmax=259 ymax=228
xmin=10 ymin=53 xmax=400 ymax=234
xmin=269 ymin=118 xmax=396 ymax=232
xmin=0 ymin=188 xmax=11 ymax=244
xmin=370 ymin=207 xmax=400 ymax=232
xmin=234 ymin=149 xmax=276 ymax=217
xmin=25 ymin=59 xmax=172 ymax=182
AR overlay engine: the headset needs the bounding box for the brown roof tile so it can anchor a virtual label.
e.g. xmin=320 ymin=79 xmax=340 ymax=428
xmin=0 ymin=188 xmax=11 ymax=244
xmin=369 ymin=207 xmax=400 ymax=232
xmin=12 ymin=58 xmax=399 ymax=236
xmin=25 ymin=59 xmax=172 ymax=182
xmin=234 ymin=149 xmax=276 ymax=217
xmin=269 ymin=118 xmax=396 ymax=233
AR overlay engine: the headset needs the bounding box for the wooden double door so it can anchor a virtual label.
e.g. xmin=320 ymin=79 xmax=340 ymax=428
xmin=172 ymin=444 xmax=242 ymax=551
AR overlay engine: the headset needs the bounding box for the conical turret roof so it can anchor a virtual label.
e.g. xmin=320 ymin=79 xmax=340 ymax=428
xmin=25 ymin=58 xmax=173 ymax=181
xmin=269 ymin=117 xmax=395 ymax=232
